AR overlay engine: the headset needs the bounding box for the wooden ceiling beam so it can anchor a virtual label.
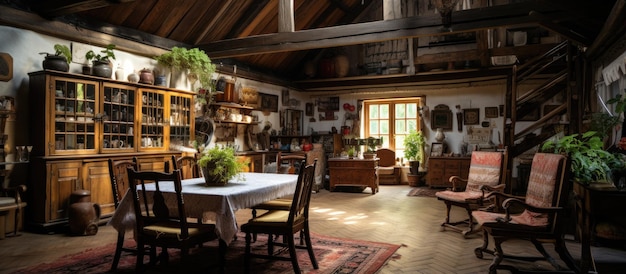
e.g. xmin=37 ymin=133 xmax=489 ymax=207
xmin=199 ymin=1 xmax=568 ymax=58
xmin=31 ymin=0 xmax=134 ymax=18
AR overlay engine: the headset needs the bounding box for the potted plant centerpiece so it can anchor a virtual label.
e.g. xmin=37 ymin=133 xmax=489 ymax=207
xmin=154 ymin=47 xmax=216 ymax=103
xmin=404 ymin=130 xmax=425 ymax=175
xmin=85 ymin=44 xmax=116 ymax=78
xmin=195 ymin=143 xmax=247 ymax=186
xmin=40 ymin=44 xmax=72 ymax=72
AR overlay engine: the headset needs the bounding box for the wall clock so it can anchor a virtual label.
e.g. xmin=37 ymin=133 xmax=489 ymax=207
xmin=463 ymin=108 xmax=480 ymax=125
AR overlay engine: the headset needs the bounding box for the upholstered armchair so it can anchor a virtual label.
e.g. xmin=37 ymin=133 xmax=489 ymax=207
xmin=376 ymin=148 xmax=399 ymax=185
xmin=472 ymin=153 xmax=578 ymax=273
xmin=435 ymin=150 xmax=507 ymax=237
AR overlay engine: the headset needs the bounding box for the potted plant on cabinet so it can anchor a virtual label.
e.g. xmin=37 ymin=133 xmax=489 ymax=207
xmin=404 ymin=130 xmax=425 ymax=175
xmin=362 ymin=137 xmax=380 ymax=159
xmin=85 ymin=44 xmax=116 ymax=78
xmin=154 ymin=47 xmax=216 ymax=102
xmin=196 ymin=143 xmax=247 ymax=186
xmin=40 ymin=44 xmax=72 ymax=72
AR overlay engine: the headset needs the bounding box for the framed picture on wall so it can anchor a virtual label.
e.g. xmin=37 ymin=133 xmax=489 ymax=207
xmin=431 ymin=110 xmax=453 ymax=130
xmin=305 ymin=103 xmax=314 ymax=116
xmin=485 ymin=107 xmax=499 ymax=118
xmin=257 ymin=93 xmax=278 ymax=112
xmin=463 ymin=108 xmax=480 ymax=125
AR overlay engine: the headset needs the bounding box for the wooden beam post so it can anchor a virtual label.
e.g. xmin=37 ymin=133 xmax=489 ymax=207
xmin=278 ymin=0 xmax=295 ymax=32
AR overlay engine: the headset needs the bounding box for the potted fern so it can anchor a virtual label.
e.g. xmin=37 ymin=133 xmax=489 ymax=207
xmin=195 ymin=144 xmax=247 ymax=186
xmin=40 ymin=44 xmax=72 ymax=72
xmin=154 ymin=47 xmax=216 ymax=100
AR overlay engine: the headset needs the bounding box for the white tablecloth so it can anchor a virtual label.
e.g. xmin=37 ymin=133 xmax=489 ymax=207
xmin=108 ymin=172 xmax=298 ymax=244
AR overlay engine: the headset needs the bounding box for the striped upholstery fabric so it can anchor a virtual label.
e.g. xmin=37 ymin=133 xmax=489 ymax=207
xmin=435 ymin=151 xmax=503 ymax=203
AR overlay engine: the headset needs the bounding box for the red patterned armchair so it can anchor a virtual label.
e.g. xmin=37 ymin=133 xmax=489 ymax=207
xmin=435 ymin=150 xmax=507 ymax=237
xmin=472 ymin=153 xmax=577 ymax=273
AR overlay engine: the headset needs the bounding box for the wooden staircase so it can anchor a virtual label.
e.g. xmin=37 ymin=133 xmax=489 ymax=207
xmin=502 ymin=41 xmax=585 ymax=192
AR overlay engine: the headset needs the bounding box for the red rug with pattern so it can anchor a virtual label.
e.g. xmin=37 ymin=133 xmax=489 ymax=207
xmin=15 ymin=232 xmax=401 ymax=273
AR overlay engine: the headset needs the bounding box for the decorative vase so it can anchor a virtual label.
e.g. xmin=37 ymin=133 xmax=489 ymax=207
xmin=154 ymin=75 xmax=167 ymax=86
xmin=435 ymin=128 xmax=446 ymax=142
xmin=127 ymin=71 xmax=139 ymax=83
xmin=42 ymin=55 xmax=69 ymax=72
xmin=68 ymin=190 xmax=101 ymax=236
xmin=92 ymin=61 xmax=112 ymax=78
xmin=115 ymin=66 xmax=124 ymax=81
xmin=139 ymin=68 xmax=154 ymax=85
xmin=333 ymin=54 xmax=349 ymax=77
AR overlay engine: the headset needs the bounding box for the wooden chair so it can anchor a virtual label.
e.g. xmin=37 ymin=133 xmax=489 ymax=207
xmin=275 ymin=151 xmax=306 ymax=174
xmin=170 ymin=154 xmax=201 ymax=180
xmin=435 ymin=149 xmax=507 ymax=237
xmin=107 ymin=157 xmax=152 ymax=271
xmin=251 ymin=152 xmax=307 ymax=216
xmin=472 ymin=153 xmax=578 ymax=273
xmin=127 ymin=168 xmax=218 ymax=271
xmin=376 ymin=148 xmax=399 ymax=184
xmin=241 ymin=160 xmax=318 ymax=273
xmin=0 ymin=181 xmax=26 ymax=239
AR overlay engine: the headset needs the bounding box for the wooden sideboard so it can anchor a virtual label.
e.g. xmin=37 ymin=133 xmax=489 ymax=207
xmin=328 ymin=158 xmax=378 ymax=195
xmin=427 ymin=156 xmax=471 ymax=188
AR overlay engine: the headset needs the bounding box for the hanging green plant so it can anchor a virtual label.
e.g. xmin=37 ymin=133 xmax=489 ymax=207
xmin=154 ymin=47 xmax=216 ymax=101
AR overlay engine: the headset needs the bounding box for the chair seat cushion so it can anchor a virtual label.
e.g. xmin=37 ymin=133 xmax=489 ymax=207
xmin=143 ymin=221 xmax=215 ymax=239
xmin=0 ymin=197 xmax=18 ymax=208
xmin=244 ymin=210 xmax=305 ymax=229
xmin=378 ymin=166 xmax=396 ymax=175
xmin=252 ymin=198 xmax=292 ymax=211
xmin=472 ymin=210 xmax=548 ymax=231
xmin=435 ymin=190 xmax=483 ymax=203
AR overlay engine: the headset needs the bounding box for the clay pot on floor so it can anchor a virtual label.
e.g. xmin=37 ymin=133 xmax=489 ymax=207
xmin=68 ymin=190 xmax=101 ymax=236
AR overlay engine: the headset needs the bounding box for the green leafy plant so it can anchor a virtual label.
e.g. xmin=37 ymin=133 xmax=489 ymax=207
xmin=588 ymin=112 xmax=621 ymax=140
xmin=154 ymin=47 xmax=216 ymax=95
xmin=85 ymin=44 xmax=116 ymax=63
xmin=40 ymin=44 xmax=72 ymax=64
xmin=404 ymin=130 xmax=425 ymax=162
xmin=541 ymin=131 xmax=625 ymax=184
xmin=195 ymin=143 xmax=247 ymax=185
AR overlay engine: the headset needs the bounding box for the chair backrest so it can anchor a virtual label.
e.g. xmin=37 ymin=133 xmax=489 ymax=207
xmin=288 ymin=160 xmax=317 ymax=225
xmin=127 ymin=168 xmax=190 ymax=238
xmin=376 ymin=148 xmax=396 ymax=167
xmin=465 ymin=150 xmax=506 ymax=192
xmin=170 ymin=155 xmax=200 ymax=179
xmin=108 ymin=157 xmax=138 ymax=208
xmin=514 ymin=153 xmax=569 ymax=227
xmin=276 ymin=152 xmax=306 ymax=174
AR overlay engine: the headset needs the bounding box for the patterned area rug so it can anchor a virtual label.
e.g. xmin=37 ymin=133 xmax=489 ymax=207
xmin=407 ymin=186 xmax=441 ymax=197
xmin=15 ymin=232 xmax=401 ymax=273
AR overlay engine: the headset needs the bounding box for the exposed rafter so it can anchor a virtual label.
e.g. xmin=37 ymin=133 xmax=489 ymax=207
xmin=199 ymin=2 xmax=572 ymax=59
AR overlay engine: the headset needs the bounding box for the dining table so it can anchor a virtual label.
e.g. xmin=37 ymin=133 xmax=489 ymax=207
xmin=108 ymin=172 xmax=299 ymax=246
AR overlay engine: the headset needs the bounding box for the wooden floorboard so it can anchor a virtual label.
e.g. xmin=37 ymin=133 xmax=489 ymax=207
xmin=1 ymin=184 xmax=626 ymax=273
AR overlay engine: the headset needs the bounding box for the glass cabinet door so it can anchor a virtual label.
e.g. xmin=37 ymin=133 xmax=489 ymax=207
xmin=102 ymin=84 xmax=136 ymax=152
xmin=139 ymin=89 xmax=166 ymax=150
xmin=52 ymin=78 xmax=97 ymax=154
xmin=169 ymin=94 xmax=193 ymax=147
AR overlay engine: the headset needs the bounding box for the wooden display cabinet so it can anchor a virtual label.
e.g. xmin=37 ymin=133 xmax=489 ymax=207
xmin=427 ymin=156 xmax=471 ymax=188
xmin=28 ymin=70 xmax=192 ymax=231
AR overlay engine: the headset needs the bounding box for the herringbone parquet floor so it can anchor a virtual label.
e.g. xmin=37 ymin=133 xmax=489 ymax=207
xmin=2 ymin=184 xmax=626 ymax=273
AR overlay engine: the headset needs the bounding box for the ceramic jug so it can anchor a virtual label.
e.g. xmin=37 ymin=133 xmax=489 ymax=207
xmin=68 ymin=190 xmax=101 ymax=236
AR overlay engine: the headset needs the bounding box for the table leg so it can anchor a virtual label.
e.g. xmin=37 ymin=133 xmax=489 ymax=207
xmin=218 ymin=239 xmax=227 ymax=273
